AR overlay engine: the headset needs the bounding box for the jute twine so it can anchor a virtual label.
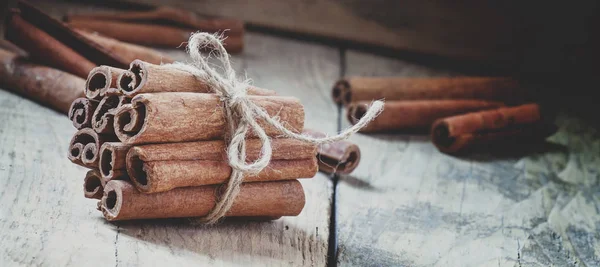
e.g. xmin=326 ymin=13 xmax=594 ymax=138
xmin=167 ymin=32 xmax=384 ymax=224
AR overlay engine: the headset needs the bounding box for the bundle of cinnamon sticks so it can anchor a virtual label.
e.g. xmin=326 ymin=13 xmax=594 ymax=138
xmin=63 ymin=6 xmax=244 ymax=53
xmin=335 ymin=76 xmax=556 ymax=154
xmin=68 ymin=59 xmax=324 ymax=221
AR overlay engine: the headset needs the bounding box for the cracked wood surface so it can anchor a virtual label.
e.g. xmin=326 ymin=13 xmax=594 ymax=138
xmin=0 ymin=2 xmax=337 ymax=265
xmin=336 ymin=50 xmax=600 ymax=266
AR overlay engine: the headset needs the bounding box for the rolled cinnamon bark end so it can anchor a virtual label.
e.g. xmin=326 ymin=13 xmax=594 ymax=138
xmin=76 ymin=29 xmax=174 ymax=65
xmin=68 ymin=98 xmax=98 ymax=129
xmin=347 ymin=100 xmax=505 ymax=132
xmin=114 ymin=93 xmax=304 ymax=145
xmin=0 ymin=49 xmax=85 ymax=114
xmin=101 ymin=180 xmax=306 ymax=221
xmin=84 ymin=170 xmax=104 ymax=199
xmin=339 ymin=76 xmax=523 ymax=105
xmin=303 ymin=130 xmax=361 ymax=174
xmin=92 ymin=95 xmax=130 ymax=134
xmin=6 ymin=12 xmax=96 ymax=78
xmin=118 ymin=60 xmax=275 ymax=97
xmin=431 ymin=104 xmax=556 ymax=154
xmin=99 ymin=142 xmax=131 ymax=182
xmin=85 ymin=66 xmax=127 ymax=100
xmin=332 ymin=79 xmax=350 ymax=105
xmin=68 ymin=128 xmax=117 ymax=168
xmin=127 ymin=155 xmax=317 ymax=193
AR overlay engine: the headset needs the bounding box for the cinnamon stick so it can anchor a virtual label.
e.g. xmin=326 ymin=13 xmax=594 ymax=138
xmin=92 ymin=95 xmax=130 ymax=134
xmin=126 ymin=139 xmax=317 ymax=193
xmin=13 ymin=1 xmax=128 ymax=69
xmin=347 ymin=100 xmax=505 ymax=132
xmin=101 ymin=180 xmax=305 ymax=221
xmin=85 ymin=66 xmax=127 ymax=100
xmin=113 ymin=93 xmax=304 ymax=145
xmin=64 ymin=6 xmax=244 ymax=36
xmin=67 ymin=19 xmax=190 ymax=48
xmin=0 ymin=49 xmax=85 ymax=114
xmin=76 ymin=29 xmax=174 ymax=65
xmin=68 ymin=128 xmax=118 ymax=168
xmin=99 ymin=142 xmax=131 ymax=182
xmin=302 ymin=129 xmax=361 ymax=175
xmin=117 ymin=60 xmax=275 ymax=97
xmin=68 ymin=98 xmax=98 ymax=129
xmin=84 ymin=169 xmax=104 ymax=199
xmin=6 ymin=12 xmax=96 ymax=78
xmin=333 ymin=77 xmax=524 ymax=105
xmin=431 ymin=104 xmax=556 ymax=154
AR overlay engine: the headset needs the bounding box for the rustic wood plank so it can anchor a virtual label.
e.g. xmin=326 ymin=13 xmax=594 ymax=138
xmin=336 ymin=50 xmax=600 ymax=266
xmin=2 ymin=2 xmax=339 ymax=265
xmin=0 ymin=90 xmax=117 ymax=266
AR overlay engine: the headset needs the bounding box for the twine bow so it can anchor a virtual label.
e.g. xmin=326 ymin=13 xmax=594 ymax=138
xmin=168 ymin=32 xmax=383 ymax=224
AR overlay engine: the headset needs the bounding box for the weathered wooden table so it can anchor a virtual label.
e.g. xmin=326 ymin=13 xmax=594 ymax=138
xmin=1 ymin=2 xmax=599 ymax=266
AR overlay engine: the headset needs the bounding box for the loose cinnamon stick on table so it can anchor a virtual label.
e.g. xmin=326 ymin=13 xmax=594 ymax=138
xmin=68 ymin=128 xmax=118 ymax=168
xmin=431 ymin=104 xmax=556 ymax=154
xmin=6 ymin=12 xmax=96 ymax=78
xmin=64 ymin=6 xmax=244 ymax=36
xmin=302 ymin=129 xmax=361 ymax=175
xmin=92 ymin=95 xmax=130 ymax=134
xmin=84 ymin=169 xmax=104 ymax=200
xmin=101 ymin=180 xmax=305 ymax=221
xmin=114 ymin=93 xmax=304 ymax=145
xmin=126 ymin=139 xmax=317 ymax=193
xmin=117 ymin=60 xmax=275 ymax=97
xmin=99 ymin=142 xmax=131 ymax=182
xmin=76 ymin=30 xmax=174 ymax=66
xmin=333 ymin=77 xmax=524 ymax=105
xmin=348 ymin=100 xmax=504 ymax=132
xmin=0 ymin=49 xmax=85 ymax=114
xmin=68 ymin=98 xmax=98 ymax=129
xmin=85 ymin=66 xmax=127 ymax=100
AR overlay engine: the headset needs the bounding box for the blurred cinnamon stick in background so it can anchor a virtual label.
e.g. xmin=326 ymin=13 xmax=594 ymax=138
xmin=64 ymin=6 xmax=244 ymax=35
xmin=6 ymin=11 xmax=97 ymax=78
xmin=333 ymin=77 xmax=524 ymax=106
xmin=431 ymin=104 xmax=556 ymax=154
xmin=0 ymin=49 xmax=85 ymax=114
xmin=64 ymin=6 xmax=245 ymax=53
xmin=76 ymin=29 xmax=173 ymax=65
xmin=348 ymin=100 xmax=504 ymax=132
xmin=4 ymin=1 xmax=129 ymax=76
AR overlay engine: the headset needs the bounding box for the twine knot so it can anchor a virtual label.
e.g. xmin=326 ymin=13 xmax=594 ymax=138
xmin=168 ymin=32 xmax=384 ymax=224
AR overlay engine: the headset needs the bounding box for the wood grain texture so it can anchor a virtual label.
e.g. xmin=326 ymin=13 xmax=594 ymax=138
xmin=2 ymin=2 xmax=339 ymax=266
xmin=336 ymin=50 xmax=600 ymax=266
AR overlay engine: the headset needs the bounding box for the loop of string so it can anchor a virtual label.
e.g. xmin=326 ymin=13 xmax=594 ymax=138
xmin=167 ymin=32 xmax=384 ymax=224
